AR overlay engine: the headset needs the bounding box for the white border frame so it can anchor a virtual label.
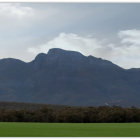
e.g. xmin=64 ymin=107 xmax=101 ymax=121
xmin=0 ymin=0 xmax=140 ymax=3
xmin=0 ymin=0 xmax=139 ymax=139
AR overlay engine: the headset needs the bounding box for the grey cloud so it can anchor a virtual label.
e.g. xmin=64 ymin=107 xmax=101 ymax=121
xmin=0 ymin=3 xmax=140 ymax=69
xmin=28 ymin=30 xmax=140 ymax=69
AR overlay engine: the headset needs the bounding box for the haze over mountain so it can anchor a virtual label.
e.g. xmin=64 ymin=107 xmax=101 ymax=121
xmin=0 ymin=48 xmax=140 ymax=107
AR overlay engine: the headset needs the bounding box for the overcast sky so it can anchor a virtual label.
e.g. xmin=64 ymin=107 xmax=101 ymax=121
xmin=0 ymin=3 xmax=140 ymax=69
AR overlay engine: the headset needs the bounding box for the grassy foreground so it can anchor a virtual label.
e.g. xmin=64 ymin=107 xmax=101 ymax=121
xmin=0 ymin=122 xmax=139 ymax=137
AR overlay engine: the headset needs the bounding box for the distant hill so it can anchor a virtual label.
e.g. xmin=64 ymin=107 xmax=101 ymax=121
xmin=0 ymin=48 xmax=140 ymax=107
xmin=0 ymin=101 xmax=68 ymax=111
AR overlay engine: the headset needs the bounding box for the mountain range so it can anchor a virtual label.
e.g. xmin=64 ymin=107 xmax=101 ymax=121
xmin=0 ymin=48 xmax=140 ymax=107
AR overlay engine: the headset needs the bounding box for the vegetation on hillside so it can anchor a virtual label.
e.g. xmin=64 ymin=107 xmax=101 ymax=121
xmin=0 ymin=105 xmax=140 ymax=123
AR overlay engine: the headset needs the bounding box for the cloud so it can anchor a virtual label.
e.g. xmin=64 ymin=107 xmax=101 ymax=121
xmin=28 ymin=30 xmax=140 ymax=69
xmin=0 ymin=3 xmax=34 ymax=19
xmin=0 ymin=3 xmax=37 ymax=32
xmin=118 ymin=29 xmax=140 ymax=45
xmin=28 ymin=33 xmax=116 ymax=65
xmin=1 ymin=4 xmax=140 ymax=69
xmin=28 ymin=33 xmax=103 ymax=56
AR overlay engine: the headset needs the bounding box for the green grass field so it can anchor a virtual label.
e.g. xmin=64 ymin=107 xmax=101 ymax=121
xmin=0 ymin=122 xmax=139 ymax=137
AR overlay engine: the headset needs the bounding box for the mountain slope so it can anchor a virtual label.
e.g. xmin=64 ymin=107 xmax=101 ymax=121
xmin=0 ymin=48 xmax=140 ymax=107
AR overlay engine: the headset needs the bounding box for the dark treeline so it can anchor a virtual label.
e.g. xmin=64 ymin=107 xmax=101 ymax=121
xmin=0 ymin=106 xmax=140 ymax=123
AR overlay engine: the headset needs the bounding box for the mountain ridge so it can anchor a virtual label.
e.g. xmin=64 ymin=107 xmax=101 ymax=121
xmin=0 ymin=48 xmax=134 ymax=70
xmin=0 ymin=48 xmax=139 ymax=107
